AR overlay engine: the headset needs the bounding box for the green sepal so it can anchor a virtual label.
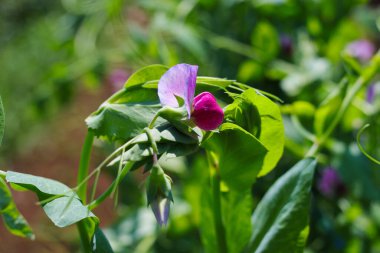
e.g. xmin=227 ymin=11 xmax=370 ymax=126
xmin=146 ymin=164 xmax=173 ymax=205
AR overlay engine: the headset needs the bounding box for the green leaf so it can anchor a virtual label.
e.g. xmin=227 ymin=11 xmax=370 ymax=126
xmin=124 ymin=64 xmax=168 ymax=88
xmin=6 ymin=171 xmax=72 ymax=197
xmin=0 ymin=177 xmax=34 ymax=239
xmin=204 ymin=123 xmax=267 ymax=191
xmin=109 ymin=123 xmax=200 ymax=166
xmin=43 ymin=196 xmax=97 ymax=227
xmin=0 ymin=95 xmax=4 ymax=146
xmin=196 ymin=76 xmax=234 ymax=92
xmin=244 ymin=158 xmax=316 ymax=253
xmin=115 ymin=142 xmax=199 ymax=165
xmin=109 ymin=86 xmax=159 ymax=104
xmin=222 ymin=190 xmax=252 ymax=253
xmin=6 ymin=171 xmax=98 ymax=232
xmin=86 ymin=103 xmax=163 ymax=141
xmin=91 ymin=227 xmax=115 ymax=253
xmin=224 ymin=89 xmax=284 ymax=177
xmin=130 ymin=123 xmax=199 ymax=145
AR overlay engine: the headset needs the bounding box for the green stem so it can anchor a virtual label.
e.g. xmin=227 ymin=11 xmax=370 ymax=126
xmin=306 ymin=51 xmax=380 ymax=157
xmin=76 ymin=131 xmax=94 ymax=253
xmin=207 ymin=152 xmax=228 ymax=253
xmin=77 ymin=221 xmax=92 ymax=253
xmin=77 ymin=131 xmax=95 ymax=203
xmin=88 ymin=161 xmax=134 ymax=210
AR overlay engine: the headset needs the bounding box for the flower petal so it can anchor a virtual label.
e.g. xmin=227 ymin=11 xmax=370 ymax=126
xmin=158 ymin=64 xmax=198 ymax=117
xmin=150 ymin=197 xmax=171 ymax=226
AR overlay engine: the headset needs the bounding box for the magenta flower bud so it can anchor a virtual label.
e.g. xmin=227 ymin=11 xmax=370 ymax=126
xmin=191 ymin=92 xmax=224 ymax=131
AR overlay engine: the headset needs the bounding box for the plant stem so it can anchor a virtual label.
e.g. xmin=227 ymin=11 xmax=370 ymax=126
xmin=306 ymin=50 xmax=380 ymax=157
xmin=88 ymin=161 xmax=134 ymax=210
xmin=77 ymin=131 xmax=95 ymax=203
xmin=0 ymin=170 xmax=5 ymax=179
xmin=77 ymin=221 xmax=92 ymax=253
xmin=76 ymin=131 xmax=94 ymax=253
xmin=207 ymin=151 xmax=228 ymax=253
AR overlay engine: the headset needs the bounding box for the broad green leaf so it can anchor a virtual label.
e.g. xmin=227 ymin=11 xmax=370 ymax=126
xmin=224 ymin=89 xmax=284 ymax=177
xmin=91 ymin=227 xmax=114 ymax=253
xmin=222 ymin=190 xmax=252 ymax=253
xmin=109 ymin=123 xmax=200 ymax=166
xmin=86 ymin=103 xmax=163 ymax=141
xmin=0 ymin=95 xmax=4 ymax=146
xmin=245 ymin=158 xmax=316 ymax=253
xmin=124 ymin=64 xmax=168 ymax=88
xmin=43 ymin=196 xmax=97 ymax=227
xmin=6 ymin=171 xmax=98 ymax=232
xmin=6 ymin=171 xmax=72 ymax=197
xmin=109 ymin=86 xmax=159 ymax=104
xmin=204 ymin=123 xmax=267 ymax=191
xmin=196 ymin=77 xmax=234 ymax=91
xmin=0 ymin=177 xmax=34 ymax=239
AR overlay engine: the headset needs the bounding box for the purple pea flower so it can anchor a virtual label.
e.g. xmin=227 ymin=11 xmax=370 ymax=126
xmin=346 ymin=39 xmax=376 ymax=62
xmin=318 ymin=167 xmax=346 ymax=198
xmin=158 ymin=64 xmax=224 ymax=130
xmin=366 ymin=83 xmax=376 ymax=104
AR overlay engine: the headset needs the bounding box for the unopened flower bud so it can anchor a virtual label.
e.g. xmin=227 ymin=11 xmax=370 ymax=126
xmin=191 ymin=92 xmax=224 ymax=131
xmin=146 ymin=164 xmax=173 ymax=225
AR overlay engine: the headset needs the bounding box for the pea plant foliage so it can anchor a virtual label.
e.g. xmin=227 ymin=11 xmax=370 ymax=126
xmin=0 ymin=63 xmax=321 ymax=253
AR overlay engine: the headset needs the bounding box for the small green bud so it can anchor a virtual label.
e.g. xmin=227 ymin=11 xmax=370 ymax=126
xmin=146 ymin=163 xmax=173 ymax=225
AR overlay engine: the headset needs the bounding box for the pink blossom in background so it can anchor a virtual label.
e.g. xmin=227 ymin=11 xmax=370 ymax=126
xmin=346 ymin=39 xmax=376 ymax=62
xmin=108 ymin=69 xmax=129 ymax=92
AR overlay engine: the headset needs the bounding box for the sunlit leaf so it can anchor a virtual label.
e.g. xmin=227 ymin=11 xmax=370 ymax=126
xmin=124 ymin=64 xmax=168 ymax=88
xmin=224 ymin=89 xmax=284 ymax=177
xmin=204 ymin=123 xmax=267 ymax=191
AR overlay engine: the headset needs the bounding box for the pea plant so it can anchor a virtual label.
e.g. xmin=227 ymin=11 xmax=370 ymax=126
xmin=0 ymin=52 xmax=379 ymax=252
